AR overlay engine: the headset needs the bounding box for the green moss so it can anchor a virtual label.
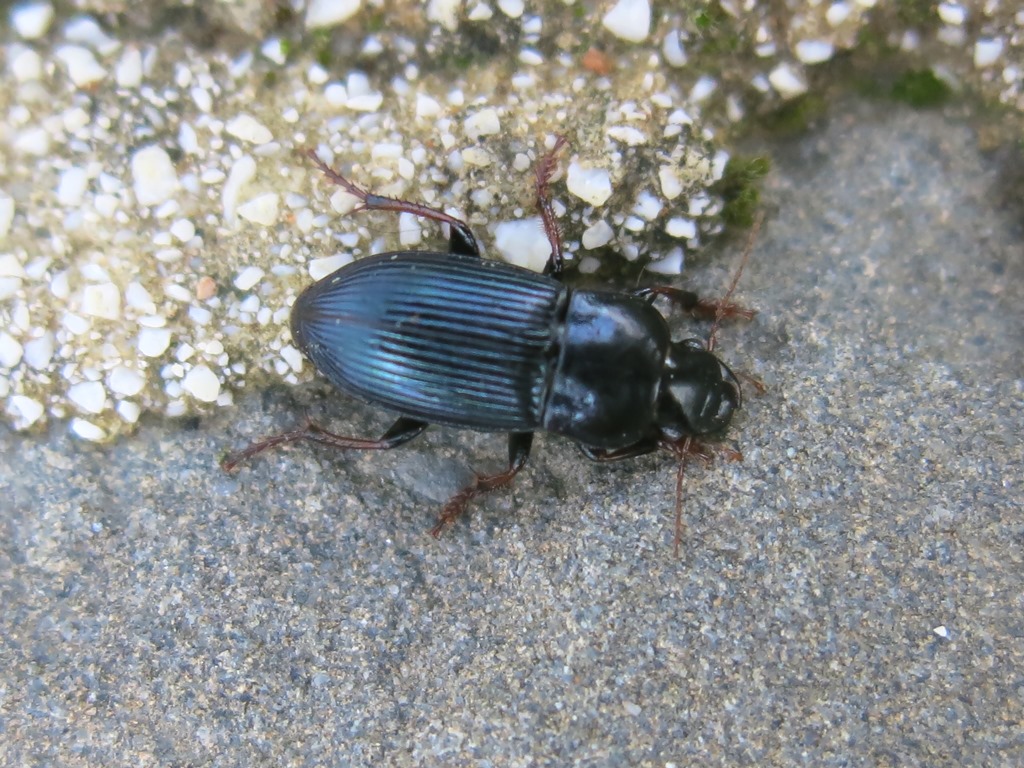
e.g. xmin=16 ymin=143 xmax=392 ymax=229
xmin=760 ymin=94 xmax=828 ymax=136
xmin=891 ymin=69 xmax=952 ymax=107
xmin=715 ymin=156 xmax=771 ymax=229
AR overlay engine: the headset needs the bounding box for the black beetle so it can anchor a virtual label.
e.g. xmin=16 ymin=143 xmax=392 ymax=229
xmin=224 ymin=139 xmax=756 ymax=544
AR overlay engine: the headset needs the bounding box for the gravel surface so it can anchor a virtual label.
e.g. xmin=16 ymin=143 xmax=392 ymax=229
xmin=1 ymin=98 xmax=1022 ymax=766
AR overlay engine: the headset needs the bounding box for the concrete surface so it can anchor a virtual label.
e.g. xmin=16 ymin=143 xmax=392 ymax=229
xmin=1 ymin=98 xmax=1022 ymax=766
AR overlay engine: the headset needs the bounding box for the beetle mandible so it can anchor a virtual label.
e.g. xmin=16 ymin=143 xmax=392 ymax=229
xmin=223 ymin=138 xmax=757 ymax=543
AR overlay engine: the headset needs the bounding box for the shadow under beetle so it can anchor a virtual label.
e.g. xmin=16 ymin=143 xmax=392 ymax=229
xmin=224 ymin=138 xmax=757 ymax=548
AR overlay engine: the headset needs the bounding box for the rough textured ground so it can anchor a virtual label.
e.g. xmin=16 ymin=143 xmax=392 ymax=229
xmin=1 ymin=98 xmax=1022 ymax=766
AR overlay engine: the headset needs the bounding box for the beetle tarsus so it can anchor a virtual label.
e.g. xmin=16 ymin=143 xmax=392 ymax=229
xmin=431 ymin=431 xmax=534 ymax=538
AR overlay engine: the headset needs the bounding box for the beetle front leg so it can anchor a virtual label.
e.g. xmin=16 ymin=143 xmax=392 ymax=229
xmin=222 ymin=415 xmax=428 ymax=471
xmin=632 ymin=286 xmax=755 ymax=321
xmin=430 ymin=431 xmax=534 ymax=537
xmin=306 ymin=150 xmax=481 ymax=257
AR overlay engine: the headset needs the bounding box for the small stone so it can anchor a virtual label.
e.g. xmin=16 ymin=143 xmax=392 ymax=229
xmin=416 ymin=94 xmax=442 ymax=118
xmin=398 ymin=212 xmax=422 ymax=247
xmin=67 ymin=380 xmax=106 ymax=414
xmin=768 ymin=62 xmax=808 ymax=98
xmin=12 ymin=2 xmax=54 ymax=39
xmin=170 ymin=218 xmax=195 ymax=242
xmin=54 ymin=45 xmax=107 ymax=88
xmin=634 ymin=191 xmax=663 ymax=221
xmin=225 ymin=114 xmax=273 ymax=145
xmin=222 ymin=155 xmax=257 ymax=226
xmin=108 ymin=366 xmax=145 ymax=397
xmin=659 ymin=167 xmax=683 ymax=200
xmin=116 ymin=47 xmax=143 ymax=87
xmin=23 ymin=333 xmax=54 ymax=369
xmin=647 ymin=247 xmax=684 ymax=275
xmin=826 ymin=2 xmax=851 ymax=26
xmin=662 ymin=30 xmax=687 ymax=68
xmin=493 ymin=217 xmax=551 ymax=272
xmin=234 ymin=266 xmax=265 ymax=291
xmin=11 ymin=47 xmax=43 ymax=82
xmin=933 ymin=625 xmax=949 ymax=638
xmin=0 ymin=332 xmax=24 ymax=368
xmin=582 ymin=220 xmax=614 ymax=249
xmin=82 ymin=283 xmax=121 ymax=320
xmin=195 ymin=276 xmax=217 ymax=300
xmin=183 ymin=365 xmax=221 ymax=403
xmin=465 ymin=108 xmax=501 ymax=139
xmin=602 ymin=0 xmax=651 ymax=43
xmin=795 ymin=40 xmax=835 ymax=64
xmin=132 ymin=145 xmax=179 ymax=207
xmin=665 ymin=217 xmax=697 ymax=239
xmin=57 ymin=167 xmax=89 ymax=206
xmin=974 ymin=38 xmax=1004 ymax=68
xmin=306 ymin=0 xmax=362 ymax=29
xmin=138 ymin=327 xmax=172 ymax=357
xmin=237 ymin=193 xmax=280 ymax=226
xmin=71 ymin=418 xmax=106 ymax=441
xmin=280 ymin=345 xmax=304 ymax=373
xmin=937 ymin=3 xmax=966 ymax=25
xmin=308 ymin=254 xmax=353 ymax=280
xmin=117 ymin=400 xmax=141 ymax=423
xmin=567 ymin=163 xmax=613 ymax=206
xmin=0 ymin=194 xmax=14 ymax=239
xmin=497 ymin=0 xmax=524 ymax=18
xmin=427 ymin=0 xmax=461 ymax=30
xmin=8 ymin=395 xmax=44 ymax=429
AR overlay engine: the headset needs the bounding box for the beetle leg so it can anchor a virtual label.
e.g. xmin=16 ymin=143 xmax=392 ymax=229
xmin=632 ymin=286 xmax=755 ymax=321
xmin=534 ymin=137 xmax=569 ymax=280
xmin=222 ymin=415 xmax=428 ymax=472
xmin=306 ymin=150 xmax=481 ymax=257
xmin=430 ymin=431 xmax=534 ymax=538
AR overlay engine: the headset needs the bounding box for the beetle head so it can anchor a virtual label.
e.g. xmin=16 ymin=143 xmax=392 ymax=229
xmin=657 ymin=339 xmax=741 ymax=439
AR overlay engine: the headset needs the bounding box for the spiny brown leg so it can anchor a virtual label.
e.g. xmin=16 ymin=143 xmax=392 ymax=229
xmin=633 ymin=286 xmax=756 ymax=322
xmin=534 ymin=136 xmax=569 ymax=279
xmin=222 ymin=415 xmax=428 ymax=472
xmin=658 ymin=436 xmax=743 ymax=556
xmin=305 ymin=149 xmax=480 ymax=256
xmin=430 ymin=432 xmax=534 ymax=538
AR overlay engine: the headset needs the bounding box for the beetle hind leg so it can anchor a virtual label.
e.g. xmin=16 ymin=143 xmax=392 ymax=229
xmin=534 ymin=136 xmax=569 ymax=280
xmin=306 ymin=149 xmax=481 ymax=256
xmin=222 ymin=415 xmax=428 ymax=472
xmin=430 ymin=432 xmax=534 ymax=538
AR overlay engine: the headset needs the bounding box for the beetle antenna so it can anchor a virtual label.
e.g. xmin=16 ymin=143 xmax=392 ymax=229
xmin=708 ymin=211 xmax=762 ymax=352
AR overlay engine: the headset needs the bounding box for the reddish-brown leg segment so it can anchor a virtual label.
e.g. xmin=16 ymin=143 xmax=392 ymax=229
xmin=534 ymin=136 xmax=569 ymax=279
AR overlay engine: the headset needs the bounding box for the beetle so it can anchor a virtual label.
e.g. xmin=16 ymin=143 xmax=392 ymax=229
xmin=223 ymin=139 xmax=756 ymax=544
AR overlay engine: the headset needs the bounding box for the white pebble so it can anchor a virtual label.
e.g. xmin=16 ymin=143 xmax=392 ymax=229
xmin=124 ymin=281 xmax=156 ymax=313
xmin=237 ymin=193 xmax=280 ymax=226
xmin=82 ymin=283 xmax=121 ymax=320
xmin=116 ymin=47 xmax=143 ymax=87
xmin=234 ymin=266 xmax=265 ymax=290
xmin=23 ymin=333 xmax=54 ymax=369
xmin=170 ymin=218 xmax=195 ymax=242
xmin=306 ymin=0 xmax=362 ymax=28
xmin=0 ymin=332 xmax=24 ymax=368
xmin=647 ymin=247 xmax=684 ymax=275
xmin=108 ymin=366 xmax=145 ymax=397
xmin=67 ymin=380 xmax=106 ymax=414
xmin=427 ymin=0 xmax=461 ymax=30
xmin=54 ymin=45 xmax=107 ymax=88
xmin=665 ymin=217 xmax=697 ymax=239
xmin=8 ymin=395 xmax=44 ymax=429
xmin=602 ymin=0 xmax=650 ymax=43
xmin=280 ymin=345 xmax=304 ymax=373
xmin=933 ymin=625 xmax=949 ymax=638
xmin=465 ymin=108 xmax=501 ymax=139
xmin=826 ymin=2 xmax=850 ymax=25
xmin=347 ymin=92 xmax=384 ymax=111
xmin=11 ymin=47 xmax=43 ymax=82
xmin=183 ymin=365 xmax=221 ymax=403
xmin=795 ymin=40 xmax=835 ymax=64
xmin=498 ymin=0 xmax=524 ymax=18
xmin=768 ymin=62 xmax=808 ymax=98
xmin=607 ymin=126 xmax=648 ymax=146
xmin=225 ymin=114 xmax=273 ymax=145
xmin=12 ymin=2 xmax=54 ymax=39
xmin=633 ymin=191 xmax=663 ymax=221
xmin=117 ymin=400 xmax=141 ymax=423
xmin=937 ymin=3 xmax=966 ymax=25
xmin=493 ymin=217 xmax=552 ymax=272
xmin=663 ymin=30 xmax=687 ymax=68
xmin=308 ymin=254 xmax=353 ymax=280
xmin=132 ymin=145 xmax=179 ymax=207
xmin=0 ymin=194 xmax=14 ymax=239
xmin=222 ymin=155 xmax=257 ymax=227
xmin=138 ymin=327 xmax=171 ymax=357
xmin=398 ymin=212 xmax=423 ymax=246
xmin=974 ymin=38 xmax=1004 ymax=68
xmin=659 ymin=167 xmax=683 ymax=200
xmin=416 ymin=94 xmax=442 ymax=118
xmin=71 ymin=418 xmax=106 ymax=441
xmin=581 ymin=220 xmax=614 ymax=249
xmin=567 ymin=163 xmax=613 ymax=206
xmin=57 ymin=167 xmax=89 ymax=206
